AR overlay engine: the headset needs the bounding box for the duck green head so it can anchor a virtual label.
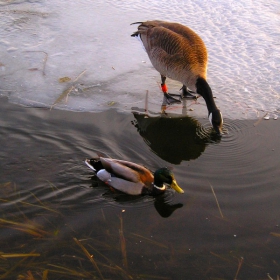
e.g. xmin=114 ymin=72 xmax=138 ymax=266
xmin=154 ymin=168 xmax=184 ymax=194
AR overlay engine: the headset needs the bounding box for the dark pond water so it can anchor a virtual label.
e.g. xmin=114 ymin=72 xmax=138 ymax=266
xmin=0 ymin=97 xmax=279 ymax=279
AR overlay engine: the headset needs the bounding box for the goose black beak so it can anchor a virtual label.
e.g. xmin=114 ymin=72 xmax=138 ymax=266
xmin=213 ymin=125 xmax=223 ymax=136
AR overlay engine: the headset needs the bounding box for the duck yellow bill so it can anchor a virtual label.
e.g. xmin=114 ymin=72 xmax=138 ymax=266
xmin=171 ymin=180 xmax=184 ymax=194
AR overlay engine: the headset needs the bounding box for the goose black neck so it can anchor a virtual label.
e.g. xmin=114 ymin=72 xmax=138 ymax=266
xmin=196 ymin=77 xmax=218 ymax=114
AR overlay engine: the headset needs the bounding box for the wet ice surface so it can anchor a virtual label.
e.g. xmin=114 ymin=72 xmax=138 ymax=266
xmin=0 ymin=0 xmax=279 ymax=119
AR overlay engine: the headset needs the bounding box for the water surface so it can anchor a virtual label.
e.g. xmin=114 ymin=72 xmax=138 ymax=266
xmin=1 ymin=98 xmax=280 ymax=279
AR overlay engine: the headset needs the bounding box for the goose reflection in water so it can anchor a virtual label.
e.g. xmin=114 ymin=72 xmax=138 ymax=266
xmin=131 ymin=109 xmax=220 ymax=164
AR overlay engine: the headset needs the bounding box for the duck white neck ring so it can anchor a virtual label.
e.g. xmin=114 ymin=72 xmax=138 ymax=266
xmin=153 ymin=184 xmax=166 ymax=191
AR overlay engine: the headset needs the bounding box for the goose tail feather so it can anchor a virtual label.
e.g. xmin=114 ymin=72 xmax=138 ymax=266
xmin=130 ymin=21 xmax=143 ymax=25
xmin=131 ymin=31 xmax=140 ymax=37
xmin=131 ymin=22 xmax=147 ymax=37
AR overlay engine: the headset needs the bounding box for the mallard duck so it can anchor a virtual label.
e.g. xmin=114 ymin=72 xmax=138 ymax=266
xmin=85 ymin=157 xmax=184 ymax=195
xmin=131 ymin=20 xmax=223 ymax=135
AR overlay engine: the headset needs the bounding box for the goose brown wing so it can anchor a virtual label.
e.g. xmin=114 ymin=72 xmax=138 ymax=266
xmin=145 ymin=27 xmax=195 ymax=79
xmin=150 ymin=21 xmax=206 ymax=47
xmin=150 ymin=26 xmax=206 ymax=66
xmin=140 ymin=21 xmax=206 ymax=52
xmin=149 ymin=27 xmax=185 ymax=56
xmin=137 ymin=21 xmax=207 ymax=70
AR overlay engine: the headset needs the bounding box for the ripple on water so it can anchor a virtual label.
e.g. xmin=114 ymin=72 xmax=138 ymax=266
xmin=197 ymin=118 xmax=280 ymax=189
xmin=180 ymin=117 xmax=280 ymax=220
xmin=218 ymin=119 xmax=272 ymax=164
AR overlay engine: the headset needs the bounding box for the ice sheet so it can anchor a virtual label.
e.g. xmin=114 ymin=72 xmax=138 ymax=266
xmin=0 ymin=0 xmax=279 ymax=119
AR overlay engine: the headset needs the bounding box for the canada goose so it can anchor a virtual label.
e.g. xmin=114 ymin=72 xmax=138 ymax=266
xmin=85 ymin=157 xmax=184 ymax=195
xmin=131 ymin=20 xmax=223 ymax=135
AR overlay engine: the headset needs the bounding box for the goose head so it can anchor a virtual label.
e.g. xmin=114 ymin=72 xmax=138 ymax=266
xmin=209 ymin=109 xmax=223 ymax=136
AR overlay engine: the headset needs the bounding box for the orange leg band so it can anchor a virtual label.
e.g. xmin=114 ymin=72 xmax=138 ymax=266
xmin=161 ymin=84 xmax=168 ymax=93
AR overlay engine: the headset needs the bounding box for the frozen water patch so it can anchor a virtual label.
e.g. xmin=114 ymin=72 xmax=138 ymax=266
xmin=0 ymin=0 xmax=279 ymax=119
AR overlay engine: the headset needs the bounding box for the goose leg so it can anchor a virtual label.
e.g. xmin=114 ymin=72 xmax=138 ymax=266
xmin=181 ymin=85 xmax=197 ymax=99
xmin=161 ymin=75 xmax=181 ymax=104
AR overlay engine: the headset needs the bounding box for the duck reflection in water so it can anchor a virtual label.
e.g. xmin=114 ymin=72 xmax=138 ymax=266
xmin=90 ymin=177 xmax=183 ymax=218
xmin=132 ymin=109 xmax=220 ymax=165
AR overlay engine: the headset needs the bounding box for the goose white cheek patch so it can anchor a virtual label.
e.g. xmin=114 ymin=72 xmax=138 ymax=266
xmin=208 ymin=112 xmax=213 ymax=125
xmin=220 ymin=112 xmax=223 ymax=126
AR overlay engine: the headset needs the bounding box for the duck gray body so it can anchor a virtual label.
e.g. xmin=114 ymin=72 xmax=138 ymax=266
xmin=131 ymin=20 xmax=223 ymax=135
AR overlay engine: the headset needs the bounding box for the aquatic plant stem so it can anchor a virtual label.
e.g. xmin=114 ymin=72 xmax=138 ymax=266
xmin=254 ymin=112 xmax=268 ymax=126
xmin=73 ymin=237 xmax=104 ymax=280
xmin=145 ymin=90 xmax=149 ymax=113
xmin=50 ymin=86 xmax=75 ymax=110
xmin=209 ymin=182 xmax=224 ymax=218
xmin=0 ymin=255 xmax=29 ymax=279
xmin=119 ymin=214 xmax=128 ymax=269
xmin=73 ymin=69 xmax=87 ymax=82
xmin=88 ymin=244 xmax=133 ymax=279
xmin=234 ymin=257 xmax=244 ymax=280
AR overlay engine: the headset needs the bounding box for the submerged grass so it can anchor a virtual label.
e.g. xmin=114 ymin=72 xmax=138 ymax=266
xmin=87 ymin=243 xmax=133 ymax=280
xmin=0 ymin=253 xmax=40 ymax=258
xmin=0 ymin=218 xmax=46 ymax=238
xmin=119 ymin=214 xmax=128 ymax=270
xmin=73 ymin=237 xmax=104 ymax=280
xmin=0 ymin=181 xmax=279 ymax=279
xmin=270 ymin=232 xmax=280 ymax=238
xmin=47 ymin=264 xmax=92 ymax=278
xmin=234 ymin=257 xmax=244 ymax=280
xmin=0 ymin=255 xmax=29 ymax=280
xmin=129 ymin=232 xmax=169 ymax=249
